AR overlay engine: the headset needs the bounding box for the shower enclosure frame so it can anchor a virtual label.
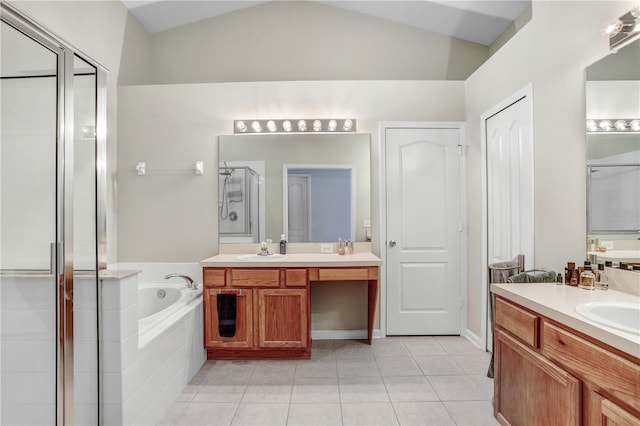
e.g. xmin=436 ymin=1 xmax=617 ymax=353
xmin=1 ymin=2 xmax=108 ymax=425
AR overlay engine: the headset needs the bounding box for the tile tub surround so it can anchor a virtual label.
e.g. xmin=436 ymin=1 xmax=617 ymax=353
xmin=101 ymin=268 xmax=206 ymax=426
xmin=159 ymin=336 xmax=497 ymax=426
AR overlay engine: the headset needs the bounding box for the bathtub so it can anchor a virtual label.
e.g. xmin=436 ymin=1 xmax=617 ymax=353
xmin=137 ymin=283 xmax=202 ymax=348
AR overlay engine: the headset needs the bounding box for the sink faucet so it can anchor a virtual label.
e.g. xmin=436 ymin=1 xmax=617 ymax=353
xmin=164 ymin=273 xmax=197 ymax=290
xmin=258 ymin=241 xmax=272 ymax=256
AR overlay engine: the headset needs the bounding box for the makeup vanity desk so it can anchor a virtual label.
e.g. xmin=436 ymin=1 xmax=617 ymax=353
xmin=200 ymin=252 xmax=382 ymax=359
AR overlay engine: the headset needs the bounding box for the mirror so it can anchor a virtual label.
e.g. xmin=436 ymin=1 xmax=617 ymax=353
xmin=585 ymin=38 xmax=640 ymax=258
xmin=218 ymin=133 xmax=371 ymax=243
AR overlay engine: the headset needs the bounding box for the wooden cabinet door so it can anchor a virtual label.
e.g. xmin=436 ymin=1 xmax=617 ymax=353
xmin=204 ymin=289 xmax=253 ymax=349
xmin=494 ymin=329 xmax=580 ymax=426
xmin=601 ymin=399 xmax=640 ymax=426
xmin=257 ymin=289 xmax=308 ymax=348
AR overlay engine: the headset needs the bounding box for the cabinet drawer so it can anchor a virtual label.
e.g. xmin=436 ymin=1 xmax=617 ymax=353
xmin=203 ymin=268 xmax=225 ymax=288
xmin=229 ymin=269 xmax=280 ymax=287
xmin=317 ymin=268 xmax=375 ymax=281
xmin=285 ymin=269 xmax=308 ymax=287
xmin=542 ymin=321 xmax=640 ymax=414
xmin=495 ymin=297 xmax=539 ymax=348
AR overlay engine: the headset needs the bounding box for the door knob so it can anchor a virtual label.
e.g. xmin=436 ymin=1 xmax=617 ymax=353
xmin=389 ymin=240 xmax=397 ymax=247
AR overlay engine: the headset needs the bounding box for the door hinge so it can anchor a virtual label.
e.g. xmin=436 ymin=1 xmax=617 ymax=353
xmin=457 ymin=144 xmax=463 ymax=156
xmin=460 ymin=299 xmax=464 ymax=309
xmin=459 ymin=222 xmax=463 ymax=232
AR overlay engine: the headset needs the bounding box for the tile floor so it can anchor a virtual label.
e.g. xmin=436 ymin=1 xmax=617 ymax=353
xmin=159 ymin=336 xmax=498 ymax=426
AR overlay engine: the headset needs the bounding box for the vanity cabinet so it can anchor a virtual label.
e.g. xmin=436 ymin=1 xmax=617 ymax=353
xmin=202 ymin=267 xmax=311 ymax=359
xmin=494 ymin=296 xmax=640 ymax=426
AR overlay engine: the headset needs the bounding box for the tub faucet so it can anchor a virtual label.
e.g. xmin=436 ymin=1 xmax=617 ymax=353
xmin=164 ymin=273 xmax=197 ymax=290
xmin=258 ymin=241 xmax=272 ymax=256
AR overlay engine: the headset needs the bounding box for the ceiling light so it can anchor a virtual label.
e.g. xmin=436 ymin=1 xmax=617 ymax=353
xmin=587 ymin=118 xmax=640 ymax=133
xmin=603 ymin=19 xmax=623 ymax=36
xmin=614 ymin=120 xmax=628 ymax=131
xmin=233 ymin=119 xmax=357 ymax=134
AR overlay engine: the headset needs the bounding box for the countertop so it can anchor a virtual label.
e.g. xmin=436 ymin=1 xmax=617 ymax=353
xmin=491 ymin=283 xmax=640 ymax=358
xmin=200 ymin=252 xmax=382 ymax=268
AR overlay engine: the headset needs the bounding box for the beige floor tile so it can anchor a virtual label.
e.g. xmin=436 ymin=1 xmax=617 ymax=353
xmin=209 ymin=361 xmax=256 ymax=378
xmin=375 ymin=356 xmax=423 ymax=376
xmin=253 ymin=360 xmax=298 ymax=378
xmin=435 ymin=337 xmax=482 ymax=355
xmin=174 ymin=402 xmax=238 ymax=426
xmin=401 ymin=338 xmax=447 ymax=356
xmin=393 ymin=401 xmax=456 ymax=425
xmin=287 ymin=403 xmax=342 ymax=426
xmin=337 ymin=358 xmax=380 ymax=377
xmin=427 ymin=375 xmax=488 ymax=401
xmin=339 ymin=376 xmax=389 ymax=403
xmin=453 ymin=354 xmax=492 ymax=375
xmin=413 ymin=356 xmax=465 ymax=375
xmin=443 ymin=400 xmax=500 ymax=425
xmin=295 ymin=359 xmax=338 ymax=378
xmin=383 ymin=376 xmax=439 ymax=402
xmin=468 ymin=374 xmax=494 ymax=399
xmin=291 ymin=377 xmax=340 ymax=403
xmin=231 ymin=403 xmax=289 ymax=426
xmin=341 ymin=402 xmax=399 ymax=426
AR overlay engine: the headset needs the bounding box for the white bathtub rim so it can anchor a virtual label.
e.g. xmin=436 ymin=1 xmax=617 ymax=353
xmin=138 ymin=283 xmax=202 ymax=349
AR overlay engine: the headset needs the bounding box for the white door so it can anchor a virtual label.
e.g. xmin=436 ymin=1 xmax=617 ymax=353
xmin=287 ymin=174 xmax=310 ymax=242
xmin=485 ymin=94 xmax=534 ymax=349
xmin=386 ymin=128 xmax=463 ymax=335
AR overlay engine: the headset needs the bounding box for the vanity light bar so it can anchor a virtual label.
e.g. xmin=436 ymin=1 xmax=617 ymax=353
xmin=234 ymin=119 xmax=356 ymax=134
xmin=586 ymin=119 xmax=640 ymax=133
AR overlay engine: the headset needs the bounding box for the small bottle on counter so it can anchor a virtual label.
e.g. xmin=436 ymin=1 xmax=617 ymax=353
xmin=556 ymin=273 xmax=563 ymax=285
xmin=579 ymin=267 xmax=596 ymax=290
xmin=595 ymin=264 xmax=608 ymax=291
xmin=338 ymin=237 xmax=346 ymax=255
xmin=279 ymin=234 xmax=287 ymax=255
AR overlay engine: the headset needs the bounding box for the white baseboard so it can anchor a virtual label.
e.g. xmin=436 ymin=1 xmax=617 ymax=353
xmin=312 ymin=329 xmax=382 ymax=340
xmin=464 ymin=328 xmax=483 ymax=350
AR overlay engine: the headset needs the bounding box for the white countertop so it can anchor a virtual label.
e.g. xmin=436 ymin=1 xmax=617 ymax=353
xmin=201 ymin=252 xmax=382 ymax=268
xmin=491 ymin=283 xmax=640 ymax=358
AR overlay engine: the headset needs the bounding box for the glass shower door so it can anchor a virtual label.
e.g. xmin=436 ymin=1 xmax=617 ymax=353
xmin=0 ymin=20 xmax=59 ymax=425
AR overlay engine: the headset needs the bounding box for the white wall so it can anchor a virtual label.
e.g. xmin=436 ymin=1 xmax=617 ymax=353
xmin=117 ymin=80 xmax=466 ymax=262
xmin=148 ymin=1 xmax=489 ymax=83
xmin=464 ymin=0 xmax=634 ymax=338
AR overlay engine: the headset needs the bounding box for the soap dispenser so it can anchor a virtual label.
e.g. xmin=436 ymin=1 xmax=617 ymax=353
xmin=279 ymin=234 xmax=287 ymax=255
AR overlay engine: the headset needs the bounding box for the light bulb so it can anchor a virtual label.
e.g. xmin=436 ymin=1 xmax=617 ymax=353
xmin=267 ymin=120 xmax=277 ymax=132
xmin=603 ymin=19 xmax=623 ymax=36
xmin=328 ymin=119 xmax=337 ymax=131
xmin=236 ymin=121 xmax=247 ymax=132
xmin=599 ymin=120 xmax=612 ymax=131
xmin=251 ymin=121 xmax=262 ymax=132
xmin=630 ymin=119 xmax=640 ymax=131
xmin=297 ymin=120 xmax=307 ymax=131
xmin=343 ymin=119 xmax=353 ymax=131
xmin=614 ymin=120 xmax=628 ymax=131
xmin=632 ymin=4 xmax=640 ymax=18
xmin=586 ymin=119 xmax=598 ymax=132
xmin=282 ymin=120 xmax=292 ymax=132
xmin=313 ymin=120 xmax=322 ymax=131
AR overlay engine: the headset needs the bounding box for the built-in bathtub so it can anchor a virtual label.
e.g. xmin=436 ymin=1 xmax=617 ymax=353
xmin=102 ymin=264 xmax=206 ymax=426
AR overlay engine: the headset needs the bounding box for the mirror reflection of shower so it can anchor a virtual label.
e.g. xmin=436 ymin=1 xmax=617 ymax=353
xmin=218 ymin=161 xmax=265 ymax=243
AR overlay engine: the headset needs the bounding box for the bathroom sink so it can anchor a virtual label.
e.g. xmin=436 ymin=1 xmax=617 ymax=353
xmin=234 ymin=253 xmax=287 ymax=261
xmin=575 ymin=302 xmax=640 ymax=335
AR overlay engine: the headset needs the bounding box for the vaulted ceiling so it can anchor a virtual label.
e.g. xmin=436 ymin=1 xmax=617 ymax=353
xmin=121 ymin=0 xmax=531 ymax=46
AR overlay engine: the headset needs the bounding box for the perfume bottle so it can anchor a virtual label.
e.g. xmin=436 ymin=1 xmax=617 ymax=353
xmin=579 ymin=267 xmax=596 ymax=290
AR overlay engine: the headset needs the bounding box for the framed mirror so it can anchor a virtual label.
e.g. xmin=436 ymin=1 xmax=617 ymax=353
xmin=218 ymin=133 xmax=371 ymax=243
xmin=585 ymin=38 xmax=640 ymax=261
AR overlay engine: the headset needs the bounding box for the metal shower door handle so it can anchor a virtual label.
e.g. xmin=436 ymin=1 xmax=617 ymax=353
xmin=389 ymin=240 xmax=397 ymax=248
